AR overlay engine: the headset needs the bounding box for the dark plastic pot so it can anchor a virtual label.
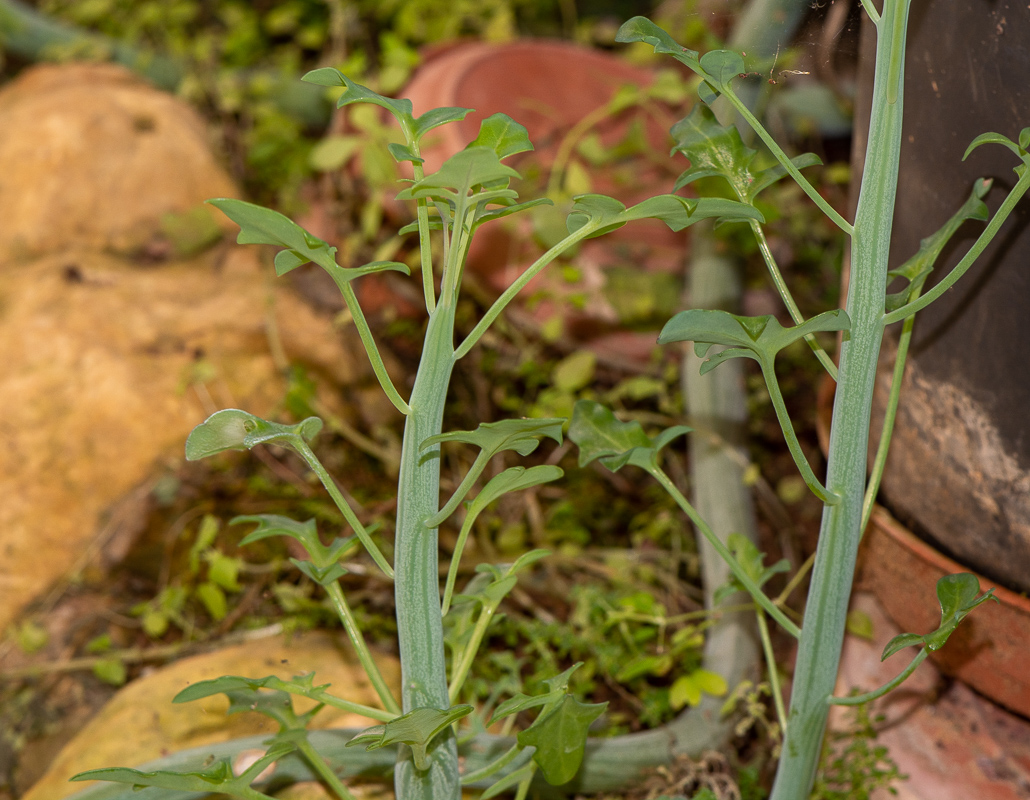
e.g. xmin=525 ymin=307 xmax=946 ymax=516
xmin=848 ymin=0 xmax=1030 ymax=715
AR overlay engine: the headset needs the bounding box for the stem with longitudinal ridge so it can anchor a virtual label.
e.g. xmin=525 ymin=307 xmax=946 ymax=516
xmin=768 ymin=2 xmax=909 ymax=796
xmin=392 ymin=296 xmax=460 ymax=800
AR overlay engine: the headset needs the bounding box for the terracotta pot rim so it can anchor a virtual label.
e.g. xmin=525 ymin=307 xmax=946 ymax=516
xmin=870 ymin=504 xmax=1030 ymax=612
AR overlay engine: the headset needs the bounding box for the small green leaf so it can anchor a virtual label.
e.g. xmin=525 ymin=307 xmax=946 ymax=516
xmin=470 ymin=466 xmax=563 ymax=517
xmin=658 ymin=308 xmax=850 ymax=373
xmin=14 ymin=621 xmax=48 ymax=654
xmin=206 ymin=551 xmax=242 ymax=592
xmin=615 ymin=17 xmax=701 ymax=73
xmin=387 ymin=142 xmax=424 ymax=163
xmin=92 ymin=657 xmax=127 ymax=686
xmin=195 ymin=582 xmax=227 ymax=621
xmin=412 ymin=106 xmax=475 ymax=142
xmin=469 ymin=113 xmax=534 ymax=160
xmin=670 ymin=668 xmax=728 ymax=710
xmin=963 ymin=130 xmax=1024 ymax=160
xmin=569 ymin=400 xmax=690 ymax=473
xmin=846 ymin=609 xmax=875 ymax=641
xmin=881 ymin=632 xmax=925 ymax=661
xmin=715 ymin=533 xmax=791 ymax=605
xmin=185 ymin=409 xmax=322 ymax=461
xmin=699 ymin=50 xmax=744 ymax=90
xmin=71 ymin=762 xmax=238 ymax=791
xmin=926 ymin=573 xmax=997 ymax=651
xmin=207 ymin=198 xmax=338 ymax=275
xmin=302 ymin=68 xmax=414 ymax=124
xmin=422 ymin=418 xmax=564 ymax=458
xmin=292 ymin=558 xmax=348 ymax=586
xmin=346 ymin=705 xmax=473 ymax=770
xmin=566 ymin=193 xmax=761 ymax=239
xmin=517 ymin=695 xmax=606 ymax=785
xmin=397 ymin=147 xmax=521 ymax=205
xmin=615 ymin=653 xmax=672 ymax=682
xmin=880 ymin=572 xmax=997 ymax=660
xmin=885 ymin=179 xmax=992 ymax=312
xmin=671 ymin=105 xmax=758 ymax=198
xmin=309 ymin=135 xmax=362 ymax=172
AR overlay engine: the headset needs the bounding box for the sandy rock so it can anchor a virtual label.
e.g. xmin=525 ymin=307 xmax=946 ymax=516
xmin=0 ymin=247 xmax=381 ymax=634
xmin=0 ymin=62 xmax=237 ymax=262
xmin=21 ymin=630 xmax=401 ymax=800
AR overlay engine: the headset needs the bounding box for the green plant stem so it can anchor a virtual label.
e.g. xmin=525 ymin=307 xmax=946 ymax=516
xmin=294 ymin=441 xmax=395 ymax=580
xmin=325 ymin=582 xmax=402 ymax=716
xmin=723 ymin=88 xmax=854 ymax=236
xmin=768 ymin=3 xmax=910 ymax=797
xmin=758 ymin=359 xmax=837 ymax=503
xmin=426 ymin=451 xmax=489 ymax=528
xmin=448 ymin=596 xmax=501 ymax=704
xmin=295 ymin=738 xmax=358 ymax=800
xmin=860 ymin=311 xmax=913 ymax=533
xmin=750 ymin=221 xmax=838 ymax=380
xmin=859 ymin=0 xmax=881 ymax=23
xmin=774 ymin=551 xmax=814 ymax=605
xmin=651 ymin=468 xmax=801 ymax=638
xmin=455 ymin=226 xmax=593 ymax=360
xmin=755 ymin=610 xmax=788 ymax=735
xmin=332 ymin=278 xmax=411 ymax=416
xmin=459 ymin=743 xmax=522 ymax=785
xmin=409 ymin=152 xmax=438 ymax=314
xmin=546 ymin=102 xmax=617 ymax=197
xmin=236 ymin=786 xmax=278 ymax=800
xmin=393 ymin=299 xmax=461 ymax=800
xmin=882 ymin=167 xmax=1030 ymax=325
xmin=441 ymin=508 xmax=480 ymax=616
xmin=829 ymin=648 xmax=928 ymax=706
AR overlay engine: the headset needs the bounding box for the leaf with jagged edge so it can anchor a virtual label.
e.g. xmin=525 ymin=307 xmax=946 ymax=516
xmin=671 ymin=105 xmax=823 ymax=203
xmin=566 ymin=193 xmax=763 ymax=240
xmin=185 ymin=409 xmax=322 ymax=461
xmin=881 ymin=573 xmax=997 ymax=660
xmin=568 ymin=400 xmax=690 ymax=473
xmin=517 ymin=694 xmax=607 ymax=786
xmin=345 ymin=705 xmax=473 ymax=770
xmin=713 ymin=533 xmax=791 ymax=606
xmin=885 ymin=178 xmax=992 ymax=312
xmin=658 ymin=308 xmax=850 ymax=374
xmin=469 ymin=113 xmax=534 ymax=160
xmin=207 ymin=198 xmax=411 ymax=280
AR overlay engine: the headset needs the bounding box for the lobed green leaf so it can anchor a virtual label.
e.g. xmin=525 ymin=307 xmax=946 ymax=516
xmin=422 ymin=418 xmax=564 ymax=458
xmin=517 ymin=695 xmax=607 ymax=785
xmin=658 ymin=308 xmax=850 ymax=373
xmin=346 ymin=705 xmax=473 ymax=770
xmin=569 ymin=400 xmax=690 ymax=473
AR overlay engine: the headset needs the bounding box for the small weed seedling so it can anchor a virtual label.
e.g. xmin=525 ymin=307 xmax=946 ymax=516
xmin=72 ymin=3 xmax=1026 ymax=799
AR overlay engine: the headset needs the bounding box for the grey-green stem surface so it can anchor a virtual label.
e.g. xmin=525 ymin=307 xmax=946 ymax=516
xmin=768 ymin=1 xmax=910 ymax=796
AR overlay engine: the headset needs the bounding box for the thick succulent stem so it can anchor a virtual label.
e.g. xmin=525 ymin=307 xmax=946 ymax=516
xmin=768 ymin=2 xmax=909 ymax=797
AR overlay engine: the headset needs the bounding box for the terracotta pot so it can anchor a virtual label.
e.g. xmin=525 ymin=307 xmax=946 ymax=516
xmin=861 ymin=505 xmax=1030 ymax=718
